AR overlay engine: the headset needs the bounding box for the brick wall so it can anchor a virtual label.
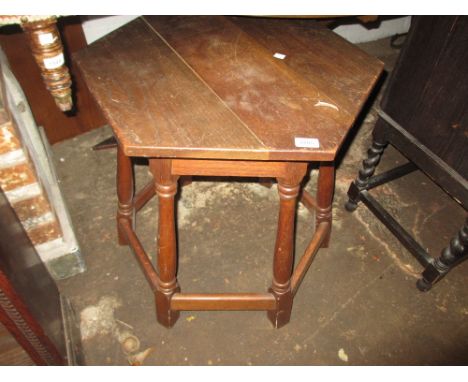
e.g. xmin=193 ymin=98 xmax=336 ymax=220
xmin=0 ymin=49 xmax=85 ymax=280
xmin=0 ymin=87 xmax=63 ymax=249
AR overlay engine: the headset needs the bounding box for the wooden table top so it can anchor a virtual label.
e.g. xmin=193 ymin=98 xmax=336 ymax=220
xmin=74 ymin=16 xmax=383 ymax=161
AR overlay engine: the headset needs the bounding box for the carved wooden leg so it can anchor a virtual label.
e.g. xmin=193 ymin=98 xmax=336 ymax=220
xmin=316 ymin=162 xmax=335 ymax=248
xmin=345 ymin=136 xmax=387 ymax=212
xmin=417 ymin=218 xmax=468 ymax=291
xmin=149 ymin=159 xmax=180 ymax=328
xmin=117 ymin=145 xmax=134 ymax=246
xmin=21 ymin=17 xmax=73 ymax=112
xmin=268 ymin=165 xmax=306 ymax=328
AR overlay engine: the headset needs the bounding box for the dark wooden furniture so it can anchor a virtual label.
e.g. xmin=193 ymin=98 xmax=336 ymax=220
xmin=0 ymin=15 xmax=73 ymax=112
xmin=75 ymin=16 xmax=383 ymax=328
xmin=0 ymin=16 xmax=106 ymax=144
xmin=346 ymin=16 xmax=468 ymax=291
xmin=0 ymin=187 xmax=83 ymax=365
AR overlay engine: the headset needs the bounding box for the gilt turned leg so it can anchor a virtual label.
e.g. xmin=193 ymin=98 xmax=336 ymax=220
xmin=149 ymin=159 xmax=180 ymax=327
xmin=117 ymin=145 xmax=134 ymax=245
xmin=268 ymin=165 xmax=306 ymax=328
xmin=345 ymin=135 xmax=387 ymax=212
xmin=417 ymin=218 xmax=468 ymax=291
xmin=316 ymin=162 xmax=335 ymax=248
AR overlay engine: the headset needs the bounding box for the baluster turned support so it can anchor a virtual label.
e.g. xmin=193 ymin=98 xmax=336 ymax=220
xmin=116 ymin=145 xmax=134 ymax=246
xmin=149 ymin=159 xmax=180 ymax=328
xmin=21 ymin=16 xmax=73 ymax=112
xmin=268 ymin=164 xmax=306 ymax=328
xmin=316 ymin=162 xmax=335 ymax=248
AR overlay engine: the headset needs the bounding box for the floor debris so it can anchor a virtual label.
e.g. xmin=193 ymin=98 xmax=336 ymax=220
xmin=338 ymin=348 xmax=349 ymax=363
xmin=79 ymin=296 xmax=122 ymax=341
xmin=128 ymin=348 xmax=154 ymax=366
xmin=119 ymin=331 xmax=141 ymax=354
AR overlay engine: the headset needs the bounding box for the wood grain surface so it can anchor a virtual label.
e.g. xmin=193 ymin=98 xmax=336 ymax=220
xmin=74 ymin=16 xmax=383 ymax=161
xmin=380 ymin=16 xmax=468 ymax=178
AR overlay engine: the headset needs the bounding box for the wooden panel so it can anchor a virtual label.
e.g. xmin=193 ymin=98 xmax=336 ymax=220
xmin=381 ymin=16 xmax=468 ymax=178
xmin=74 ymin=16 xmax=383 ymax=161
xmin=228 ymin=17 xmax=383 ymax=117
xmin=171 ymin=158 xmax=308 ymax=178
xmin=147 ymin=16 xmax=383 ymax=156
xmin=0 ymin=16 xmax=106 ymax=144
xmin=145 ymin=16 xmax=346 ymax=157
xmin=74 ymin=18 xmax=264 ymax=160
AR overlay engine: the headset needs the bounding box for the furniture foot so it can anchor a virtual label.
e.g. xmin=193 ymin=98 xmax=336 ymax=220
xmin=267 ymin=285 xmax=293 ymax=329
xmin=344 ymin=199 xmax=359 ymax=212
xmin=417 ymin=218 xmax=468 ymax=291
xmin=117 ymin=145 xmax=134 ymax=246
xmin=416 ymin=277 xmax=432 ymax=292
xmin=149 ymin=159 xmax=180 ymax=328
xmin=155 ymin=284 xmax=181 ymax=328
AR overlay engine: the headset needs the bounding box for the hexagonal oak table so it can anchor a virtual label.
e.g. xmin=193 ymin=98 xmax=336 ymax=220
xmin=74 ymin=16 xmax=383 ymax=328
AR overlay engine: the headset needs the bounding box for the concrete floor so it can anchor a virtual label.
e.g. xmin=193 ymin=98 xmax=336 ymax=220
xmin=52 ymin=37 xmax=468 ymax=365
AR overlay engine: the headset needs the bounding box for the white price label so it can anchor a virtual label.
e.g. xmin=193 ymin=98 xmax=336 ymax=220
xmin=273 ymin=52 xmax=286 ymax=60
xmin=294 ymin=137 xmax=320 ymax=148
xmin=43 ymin=53 xmax=64 ymax=69
xmin=38 ymin=32 xmax=56 ymax=45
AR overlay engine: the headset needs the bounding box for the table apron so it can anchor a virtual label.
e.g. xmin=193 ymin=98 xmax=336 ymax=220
xmin=171 ymin=158 xmax=308 ymax=179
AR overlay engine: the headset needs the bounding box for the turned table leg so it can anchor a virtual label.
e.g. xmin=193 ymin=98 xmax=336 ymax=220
xmin=149 ymin=159 xmax=180 ymax=328
xmin=117 ymin=145 xmax=134 ymax=246
xmin=316 ymin=162 xmax=335 ymax=248
xmin=268 ymin=165 xmax=306 ymax=328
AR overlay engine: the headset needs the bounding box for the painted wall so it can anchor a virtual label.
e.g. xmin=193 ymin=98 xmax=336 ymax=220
xmin=333 ymin=16 xmax=411 ymax=43
xmin=82 ymin=15 xmax=139 ymax=45
xmin=82 ymin=15 xmax=411 ymax=45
